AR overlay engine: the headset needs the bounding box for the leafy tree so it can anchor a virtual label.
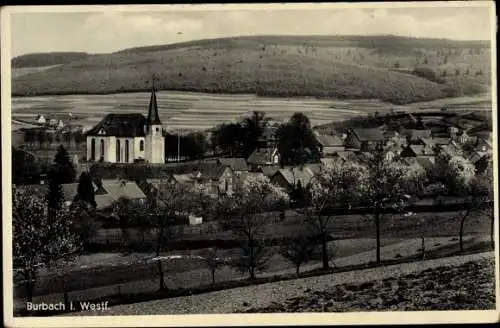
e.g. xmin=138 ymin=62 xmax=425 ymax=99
xmin=211 ymin=122 xmax=247 ymax=157
xmin=359 ymin=151 xmax=409 ymax=264
xmin=46 ymin=168 xmax=64 ymax=219
xmin=277 ymin=113 xmax=321 ymax=166
xmin=51 ymin=145 xmax=76 ymax=184
xmin=13 ymin=188 xmax=81 ymax=303
xmin=76 ymin=172 xmax=96 ymax=208
xmin=394 ymin=61 xmax=400 ymax=69
xmin=12 ymin=147 xmax=40 ymax=185
xmin=456 ymin=69 xmax=461 ymax=76
xmin=242 ymin=111 xmax=269 ymax=157
xmin=304 ymin=159 xmax=366 ymax=269
xmin=217 ymin=174 xmax=288 ymax=279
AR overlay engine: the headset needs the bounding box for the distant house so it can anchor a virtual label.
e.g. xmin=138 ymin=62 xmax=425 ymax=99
xmin=260 ymin=165 xmax=281 ymax=179
xmin=403 ymin=157 xmax=435 ymax=172
xmin=400 ymin=145 xmax=435 ymax=158
xmin=35 ymin=114 xmax=46 ymax=124
xmin=247 ymin=147 xmax=281 ymax=170
xmin=466 ymin=151 xmax=491 ymax=173
xmin=57 ymin=119 xmax=64 ymax=129
xmin=433 ymin=137 xmax=453 ymax=147
xmin=344 ymin=128 xmax=385 ymax=152
xmin=418 ymin=137 xmax=436 ymax=149
xmin=157 ymin=163 xmax=235 ymax=197
xmin=217 ymin=158 xmax=249 ymax=174
xmin=49 ymin=118 xmax=58 ymax=127
xmin=270 ymin=166 xmax=318 ymax=194
xmin=97 ymin=179 xmax=147 ymax=210
xmin=438 ymin=141 xmax=462 ymax=157
xmin=475 ymin=136 xmax=493 ymax=153
xmin=406 ymin=129 xmax=432 ymax=142
xmin=314 ymin=131 xmax=345 ymax=157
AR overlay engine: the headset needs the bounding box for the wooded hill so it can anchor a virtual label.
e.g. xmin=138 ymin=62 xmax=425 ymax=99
xmin=11 ymin=35 xmax=491 ymax=104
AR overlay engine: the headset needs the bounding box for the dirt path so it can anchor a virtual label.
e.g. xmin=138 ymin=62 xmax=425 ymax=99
xmin=65 ymin=251 xmax=494 ymax=316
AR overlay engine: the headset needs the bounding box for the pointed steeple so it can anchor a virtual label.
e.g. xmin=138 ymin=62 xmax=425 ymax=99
xmin=147 ymin=76 xmax=162 ymax=127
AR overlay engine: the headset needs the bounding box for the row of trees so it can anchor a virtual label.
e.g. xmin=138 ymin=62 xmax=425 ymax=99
xmin=22 ymin=129 xmax=86 ymax=148
xmin=211 ymin=111 xmax=322 ymax=166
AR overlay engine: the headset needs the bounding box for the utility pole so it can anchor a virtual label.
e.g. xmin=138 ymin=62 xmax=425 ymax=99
xmin=177 ymin=133 xmax=181 ymax=162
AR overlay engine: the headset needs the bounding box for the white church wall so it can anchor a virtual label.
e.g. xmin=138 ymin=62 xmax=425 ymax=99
xmin=134 ymin=137 xmax=146 ymax=161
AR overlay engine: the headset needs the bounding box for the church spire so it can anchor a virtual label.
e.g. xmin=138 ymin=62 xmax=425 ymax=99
xmin=147 ymin=76 xmax=162 ymax=127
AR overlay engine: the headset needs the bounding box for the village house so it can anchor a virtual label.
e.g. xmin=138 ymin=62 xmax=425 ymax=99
xmin=313 ymin=131 xmax=345 ymax=157
xmin=35 ymin=114 xmax=46 ymax=124
xmin=344 ymin=127 xmax=386 ymax=152
xmin=400 ymin=144 xmax=435 ymax=158
xmin=150 ymin=163 xmax=235 ymax=197
xmin=17 ymin=179 xmax=147 ymax=211
xmin=260 ymin=166 xmax=281 ymax=179
xmin=405 ymin=129 xmax=432 ymax=143
xmin=216 ymin=158 xmax=249 ymax=175
xmin=270 ymin=165 xmax=319 ymax=194
xmin=247 ymin=147 xmax=281 ymax=171
xmin=466 ymin=151 xmax=492 ymax=174
xmin=85 ymin=85 xmax=165 ymax=164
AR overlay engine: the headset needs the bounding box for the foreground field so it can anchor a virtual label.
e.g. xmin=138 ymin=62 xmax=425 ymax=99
xmin=62 ymin=252 xmax=494 ymax=315
xmin=245 ymin=258 xmax=496 ymax=312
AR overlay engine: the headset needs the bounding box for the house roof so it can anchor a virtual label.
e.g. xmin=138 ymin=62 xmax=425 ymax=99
xmin=407 ymin=145 xmax=435 ymax=156
xmin=86 ymin=114 xmax=148 ymax=137
xmin=350 ymin=128 xmax=385 ymax=142
xmin=162 ymin=163 xmax=230 ymax=181
xmin=433 ymin=137 xmax=452 ymax=145
xmin=314 ymin=132 xmax=344 ymax=147
xmin=217 ymin=158 xmax=249 ymax=171
xmin=408 ymin=129 xmax=432 ymax=140
xmin=100 ymin=180 xmax=147 ymax=201
xmin=419 ymin=137 xmax=436 ymax=148
xmin=247 ymin=148 xmax=278 ymax=165
xmin=275 ymin=166 xmax=316 ymax=187
xmin=261 ymin=165 xmax=280 ymax=177
xmin=467 ymin=151 xmax=490 ymax=164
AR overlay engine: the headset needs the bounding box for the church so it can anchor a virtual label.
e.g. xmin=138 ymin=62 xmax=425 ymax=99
xmin=85 ymin=86 xmax=165 ymax=164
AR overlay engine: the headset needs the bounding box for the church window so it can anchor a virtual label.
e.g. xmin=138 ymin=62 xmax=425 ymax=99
xmin=156 ymin=128 xmax=159 ymax=133
xmin=90 ymin=138 xmax=96 ymax=161
xmin=125 ymin=140 xmax=130 ymax=162
xmin=116 ymin=140 xmax=121 ymax=162
xmin=140 ymin=140 xmax=145 ymax=151
xmin=100 ymin=139 xmax=105 ymax=161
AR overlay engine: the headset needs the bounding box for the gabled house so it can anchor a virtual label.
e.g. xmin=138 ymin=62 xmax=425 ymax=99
xmin=405 ymin=129 xmax=432 ymax=143
xmin=400 ymin=145 xmax=435 ymax=158
xmin=35 ymin=114 xmax=46 ymax=124
xmin=466 ymin=151 xmax=492 ymax=173
xmin=217 ymin=158 xmax=249 ymax=174
xmin=159 ymin=163 xmax=235 ymax=197
xmin=270 ymin=166 xmax=318 ymax=194
xmin=344 ymin=127 xmax=385 ymax=152
xmin=313 ymin=131 xmax=345 ymax=157
xmin=247 ymin=147 xmax=281 ymax=170
xmin=97 ymin=179 xmax=147 ymax=210
xmin=260 ymin=165 xmax=281 ymax=179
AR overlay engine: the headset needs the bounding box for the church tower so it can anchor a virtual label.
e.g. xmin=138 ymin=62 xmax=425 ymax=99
xmin=145 ymin=79 xmax=165 ymax=164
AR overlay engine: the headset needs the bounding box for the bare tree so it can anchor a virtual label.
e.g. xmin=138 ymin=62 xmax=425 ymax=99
xmin=279 ymin=232 xmax=317 ymax=276
xmin=200 ymin=248 xmax=225 ymax=284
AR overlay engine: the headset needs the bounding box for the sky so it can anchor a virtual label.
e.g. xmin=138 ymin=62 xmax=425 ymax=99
xmin=9 ymin=4 xmax=495 ymax=57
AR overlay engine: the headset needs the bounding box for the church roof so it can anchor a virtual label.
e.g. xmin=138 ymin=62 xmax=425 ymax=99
xmin=86 ymin=113 xmax=148 ymax=137
xmin=147 ymin=88 xmax=162 ymax=126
